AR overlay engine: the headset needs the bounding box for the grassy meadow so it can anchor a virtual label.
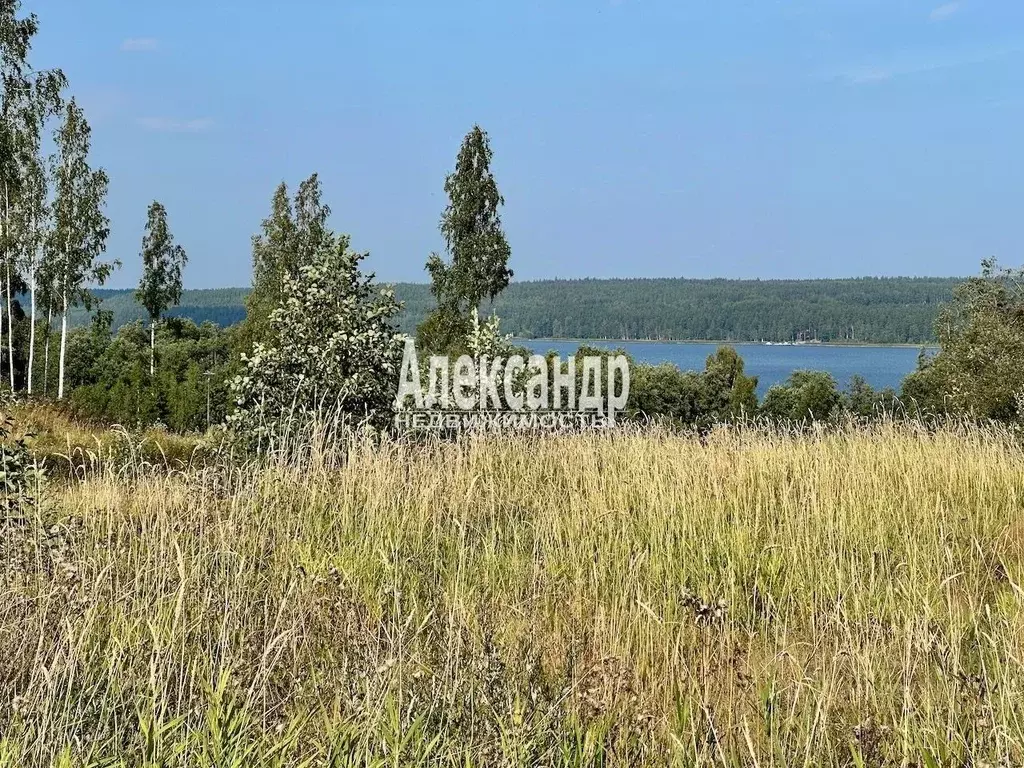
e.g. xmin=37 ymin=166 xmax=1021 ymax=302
xmin=2 ymin=416 xmax=1024 ymax=766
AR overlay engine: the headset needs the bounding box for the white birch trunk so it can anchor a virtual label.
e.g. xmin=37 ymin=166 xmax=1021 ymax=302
xmin=58 ymin=291 xmax=68 ymax=400
xmin=6 ymin=260 xmax=15 ymax=390
xmin=43 ymin=303 xmax=51 ymax=396
xmin=27 ymin=264 xmax=36 ymax=394
xmin=0 ymin=185 xmax=6 ymax=391
xmin=0 ymin=284 xmax=4 ymax=392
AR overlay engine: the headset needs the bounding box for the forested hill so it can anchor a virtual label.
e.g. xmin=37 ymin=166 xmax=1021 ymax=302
xmin=80 ymin=276 xmax=960 ymax=343
xmin=396 ymin=277 xmax=958 ymax=343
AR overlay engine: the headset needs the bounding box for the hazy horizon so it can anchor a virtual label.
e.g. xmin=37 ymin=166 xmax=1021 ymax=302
xmin=87 ymin=274 xmax=973 ymax=293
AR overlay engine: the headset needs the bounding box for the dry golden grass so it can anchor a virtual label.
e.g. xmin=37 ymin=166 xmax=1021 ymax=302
xmin=2 ymin=421 xmax=1024 ymax=765
xmin=10 ymin=401 xmax=213 ymax=480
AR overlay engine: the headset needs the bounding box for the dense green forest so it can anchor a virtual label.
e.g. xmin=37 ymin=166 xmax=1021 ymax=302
xmin=77 ymin=276 xmax=958 ymax=344
xmin=400 ymin=277 xmax=958 ymax=342
xmin=71 ymin=288 xmax=249 ymax=329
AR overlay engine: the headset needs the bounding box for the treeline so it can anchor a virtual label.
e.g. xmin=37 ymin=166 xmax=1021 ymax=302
xmin=51 ymin=254 xmax=1024 ymax=435
xmin=71 ymin=276 xmax=958 ymax=345
xmin=397 ymin=277 xmax=956 ymax=343
xmin=68 ymin=288 xmax=248 ymax=329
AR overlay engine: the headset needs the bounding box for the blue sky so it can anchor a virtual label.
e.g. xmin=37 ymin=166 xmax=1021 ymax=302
xmin=25 ymin=0 xmax=1024 ymax=289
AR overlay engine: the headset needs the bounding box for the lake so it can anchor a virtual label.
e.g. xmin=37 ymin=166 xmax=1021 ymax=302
xmin=520 ymin=340 xmax=934 ymax=396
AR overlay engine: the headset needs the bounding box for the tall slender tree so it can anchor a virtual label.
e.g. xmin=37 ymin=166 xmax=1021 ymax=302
xmin=50 ymin=98 xmax=115 ymax=399
xmin=1 ymin=0 xmax=65 ymax=390
xmin=420 ymin=125 xmax=512 ymax=351
xmin=9 ymin=142 xmax=45 ymax=391
xmin=0 ymin=1 xmax=35 ymax=388
xmin=240 ymin=174 xmax=331 ymax=352
xmin=242 ymin=182 xmax=293 ymax=350
xmin=293 ymin=173 xmax=332 ymax=267
xmin=12 ymin=89 xmax=60 ymax=394
xmin=136 ymin=201 xmax=187 ymax=376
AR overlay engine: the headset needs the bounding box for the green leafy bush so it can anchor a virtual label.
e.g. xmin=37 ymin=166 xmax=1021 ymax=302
xmin=0 ymin=409 xmax=44 ymax=520
xmin=901 ymin=259 xmax=1024 ymax=421
xmin=760 ymin=370 xmax=843 ymax=424
xmin=627 ymin=346 xmax=758 ymax=428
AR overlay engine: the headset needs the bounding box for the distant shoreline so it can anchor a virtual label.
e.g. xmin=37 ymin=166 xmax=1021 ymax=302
xmin=516 ymin=337 xmax=938 ymax=349
xmin=77 ymin=282 xmax=953 ymax=346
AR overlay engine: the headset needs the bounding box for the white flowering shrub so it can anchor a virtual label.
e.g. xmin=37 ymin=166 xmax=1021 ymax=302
xmin=466 ymin=307 xmax=513 ymax=361
xmin=228 ymin=239 xmax=403 ymax=446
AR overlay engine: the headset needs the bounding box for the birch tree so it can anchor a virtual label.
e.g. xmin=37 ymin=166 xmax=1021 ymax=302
xmin=0 ymin=118 xmax=11 ymax=385
xmin=7 ymin=141 xmax=44 ymax=391
xmin=240 ymin=174 xmax=331 ymax=352
xmin=0 ymin=130 xmax=20 ymax=389
xmin=136 ymin=201 xmax=187 ymax=376
xmin=50 ymin=98 xmax=115 ymax=399
xmin=419 ymin=125 xmax=512 ymax=353
xmin=1 ymin=0 xmax=64 ymax=390
xmin=0 ymin=1 xmax=34 ymax=390
xmin=11 ymin=97 xmax=59 ymax=394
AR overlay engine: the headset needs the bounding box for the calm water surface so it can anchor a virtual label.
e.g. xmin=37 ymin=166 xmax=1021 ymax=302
xmin=521 ymin=340 xmax=934 ymax=396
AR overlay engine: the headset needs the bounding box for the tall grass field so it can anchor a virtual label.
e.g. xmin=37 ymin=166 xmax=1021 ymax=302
xmin=2 ymin=420 xmax=1023 ymax=766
